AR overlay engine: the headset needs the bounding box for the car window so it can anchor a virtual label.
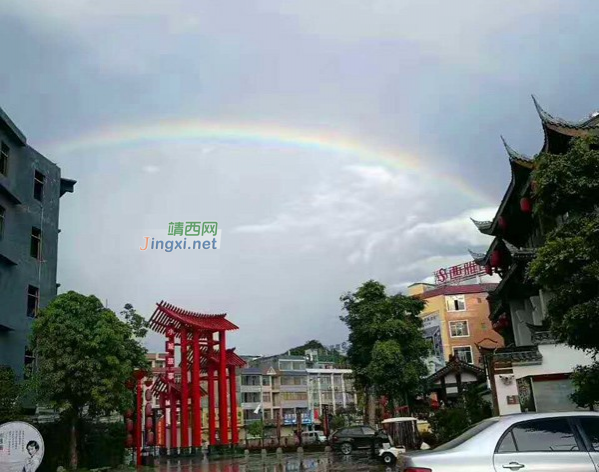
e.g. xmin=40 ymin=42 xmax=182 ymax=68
xmin=362 ymin=427 xmax=376 ymax=435
xmin=578 ymin=418 xmax=599 ymax=451
xmin=435 ymin=418 xmax=500 ymax=451
xmin=346 ymin=427 xmax=363 ymax=435
xmin=510 ymin=419 xmax=579 ymax=452
xmin=497 ymin=431 xmax=517 ymax=453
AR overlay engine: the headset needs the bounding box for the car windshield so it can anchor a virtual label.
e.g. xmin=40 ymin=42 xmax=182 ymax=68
xmin=433 ymin=418 xmax=500 ymax=451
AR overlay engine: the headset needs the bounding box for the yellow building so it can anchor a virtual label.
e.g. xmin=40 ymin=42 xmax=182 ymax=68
xmin=408 ymin=283 xmax=503 ymax=367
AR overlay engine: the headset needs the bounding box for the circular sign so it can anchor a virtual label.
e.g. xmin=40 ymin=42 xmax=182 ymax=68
xmin=0 ymin=421 xmax=45 ymax=472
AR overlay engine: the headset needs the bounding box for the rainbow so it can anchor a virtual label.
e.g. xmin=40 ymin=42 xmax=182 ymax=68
xmin=45 ymin=119 xmax=495 ymax=204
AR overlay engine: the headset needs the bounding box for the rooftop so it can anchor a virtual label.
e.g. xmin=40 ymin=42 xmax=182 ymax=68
xmin=417 ymin=283 xmax=498 ymax=300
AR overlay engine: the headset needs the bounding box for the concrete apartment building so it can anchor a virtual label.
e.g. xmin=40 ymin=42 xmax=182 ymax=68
xmin=0 ymin=106 xmax=75 ymax=378
xmin=409 ymin=283 xmax=504 ymax=368
xmin=240 ymin=352 xmax=357 ymax=437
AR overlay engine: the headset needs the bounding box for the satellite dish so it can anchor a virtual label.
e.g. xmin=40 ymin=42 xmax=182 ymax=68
xmin=0 ymin=421 xmax=45 ymax=472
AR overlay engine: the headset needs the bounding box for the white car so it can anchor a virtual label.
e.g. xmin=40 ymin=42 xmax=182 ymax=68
xmin=403 ymin=411 xmax=599 ymax=472
xmin=301 ymin=430 xmax=327 ymax=445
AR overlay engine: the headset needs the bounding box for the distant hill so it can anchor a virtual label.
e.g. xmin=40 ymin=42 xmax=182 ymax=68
xmin=287 ymin=339 xmax=327 ymax=355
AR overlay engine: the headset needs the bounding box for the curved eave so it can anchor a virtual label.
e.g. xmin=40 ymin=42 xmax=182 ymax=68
xmin=470 ymin=218 xmax=493 ymax=235
xmin=532 ymin=95 xmax=599 ymax=149
xmin=468 ymin=249 xmax=486 ymax=265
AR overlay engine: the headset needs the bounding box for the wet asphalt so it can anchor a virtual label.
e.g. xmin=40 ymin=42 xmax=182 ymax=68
xmin=155 ymin=451 xmax=401 ymax=472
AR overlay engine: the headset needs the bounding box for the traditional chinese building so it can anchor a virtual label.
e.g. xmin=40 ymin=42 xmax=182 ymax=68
xmin=470 ymin=97 xmax=596 ymax=415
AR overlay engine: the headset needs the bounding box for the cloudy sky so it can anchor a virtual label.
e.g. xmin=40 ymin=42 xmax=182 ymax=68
xmin=1 ymin=1 xmax=598 ymax=355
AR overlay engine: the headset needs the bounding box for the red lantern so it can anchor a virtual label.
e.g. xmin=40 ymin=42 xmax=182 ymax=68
xmin=145 ymin=416 xmax=153 ymax=430
xmin=126 ymin=418 xmax=134 ymax=433
xmin=145 ymin=390 xmax=152 ymax=402
xmin=125 ymin=433 xmax=134 ymax=448
xmin=125 ymin=409 xmax=134 ymax=419
xmin=490 ymin=249 xmax=502 ymax=267
xmin=520 ymin=197 xmax=532 ymax=214
xmin=146 ymin=431 xmax=155 ymax=447
xmin=144 ymin=379 xmax=153 ymax=387
xmin=145 ymin=403 xmax=153 ymax=416
xmin=498 ymin=216 xmax=507 ymax=231
xmin=485 ymin=264 xmax=493 ymax=276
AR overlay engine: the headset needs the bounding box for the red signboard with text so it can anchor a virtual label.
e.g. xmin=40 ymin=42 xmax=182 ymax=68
xmin=434 ymin=261 xmax=486 ymax=285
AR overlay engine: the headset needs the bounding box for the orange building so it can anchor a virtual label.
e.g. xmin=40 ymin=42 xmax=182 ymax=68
xmin=408 ymin=283 xmax=504 ymax=367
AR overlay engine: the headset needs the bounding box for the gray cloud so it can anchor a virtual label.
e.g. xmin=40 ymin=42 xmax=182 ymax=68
xmin=1 ymin=0 xmax=598 ymax=354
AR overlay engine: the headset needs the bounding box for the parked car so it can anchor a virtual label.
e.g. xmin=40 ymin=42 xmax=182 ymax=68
xmin=301 ymin=430 xmax=328 ymax=445
xmin=330 ymin=425 xmax=389 ymax=455
xmin=403 ymin=412 xmax=599 ymax=472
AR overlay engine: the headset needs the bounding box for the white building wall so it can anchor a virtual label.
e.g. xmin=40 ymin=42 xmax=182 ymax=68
xmin=494 ymin=374 xmax=521 ymax=415
xmin=513 ymin=344 xmax=593 ymax=379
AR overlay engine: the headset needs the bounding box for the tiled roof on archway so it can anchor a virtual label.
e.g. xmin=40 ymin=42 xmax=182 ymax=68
xmin=149 ymin=301 xmax=239 ymax=333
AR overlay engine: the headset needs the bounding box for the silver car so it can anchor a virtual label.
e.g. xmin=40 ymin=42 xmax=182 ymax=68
xmin=403 ymin=412 xmax=599 ymax=472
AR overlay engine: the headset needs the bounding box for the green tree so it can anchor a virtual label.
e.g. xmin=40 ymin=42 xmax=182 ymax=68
xmin=340 ymin=280 xmax=430 ymax=414
xmin=246 ymin=420 xmax=264 ymax=438
xmin=528 ymin=137 xmax=599 ymax=408
xmin=30 ymin=292 xmax=149 ymax=469
xmin=0 ymin=366 xmax=21 ymax=423
xmin=121 ymin=302 xmax=149 ymax=339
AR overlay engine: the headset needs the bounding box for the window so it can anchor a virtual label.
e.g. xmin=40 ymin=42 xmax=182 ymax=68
xmin=281 ymin=392 xmax=307 ymax=401
xmin=345 ymin=427 xmax=363 ymax=435
xmin=449 ymin=321 xmax=469 ymax=337
xmin=27 ymin=285 xmax=39 ymax=318
xmin=0 ymin=142 xmax=8 ymax=176
xmin=497 ymin=431 xmax=517 ymax=453
xmin=579 ymin=418 xmax=599 ymax=451
xmin=453 ymin=346 xmax=473 ymax=364
xmin=0 ymin=205 xmax=5 ymax=239
xmin=241 ymin=392 xmax=261 ymax=403
xmin=435 ymin=418 xmax=500 ymax=451
xmin=30 ymin=227 xmax=42 ymax=259
xmin=241 ymin=375 xmax=260 ymax=386
xmin=497 ymin=419 xmax=579 ymax=453
xmin=262 ymin=392 xmax=271 ymax=403
xmin=281 ymin=376 xmax=306 ymax=386
xmin=361 ymin=427 xmax=376 ymax=435
xmin=446 ymin=295 xmax=466 ymax=311
xmin=279 ymin=361 xmax=293 ymax=370
xmin=262 ymin=376 xmax=270 ymax=386
xmin=34 ymin=171 xmax=45 ymax=201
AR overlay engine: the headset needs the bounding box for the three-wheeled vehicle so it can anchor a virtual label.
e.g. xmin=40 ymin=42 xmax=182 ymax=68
xmin=377 ymin=417 xmax=425 ymax=465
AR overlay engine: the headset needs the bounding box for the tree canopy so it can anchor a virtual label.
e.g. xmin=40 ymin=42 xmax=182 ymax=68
xmin=0 ymin=366 xmax=21 ymax=423
xmin=529 ymin=137 xmax=599 ymax=408
xmin=340 ymin=280 xmax=430 ymax=410
xmin=30 ymin=292 xmax=149 ymax=468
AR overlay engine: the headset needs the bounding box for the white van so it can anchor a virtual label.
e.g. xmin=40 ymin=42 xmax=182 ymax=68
xmin=301 ymin=430 xmax=327 ymax=444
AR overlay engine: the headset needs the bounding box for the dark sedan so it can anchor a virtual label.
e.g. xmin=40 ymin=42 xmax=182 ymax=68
xmin=330 ymin=425 xmax=389 ymax=455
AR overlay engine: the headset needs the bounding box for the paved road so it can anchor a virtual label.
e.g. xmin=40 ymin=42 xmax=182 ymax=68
xmin=156 ymin=451 xmax=399 ymax=472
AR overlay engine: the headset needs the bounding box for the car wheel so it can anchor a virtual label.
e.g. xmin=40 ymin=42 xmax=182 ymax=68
xmin=381 ymin=452 xmax=396 ymax=465
xmin=340 ymin=442 xmax=353 ymax=455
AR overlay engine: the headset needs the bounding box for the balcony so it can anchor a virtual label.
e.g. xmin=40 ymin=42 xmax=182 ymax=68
xmin=280 ymin=385 xmax=307 ymax=392
xmin=241 ymin=402 xmax=260 ymax=410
